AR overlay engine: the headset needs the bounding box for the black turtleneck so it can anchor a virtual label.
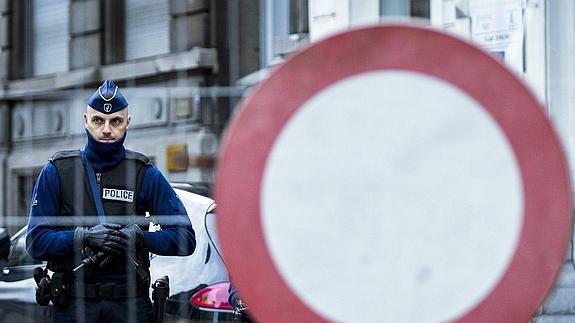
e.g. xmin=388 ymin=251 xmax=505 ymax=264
xmin=83 ymin=128 xmax=127 ymax=172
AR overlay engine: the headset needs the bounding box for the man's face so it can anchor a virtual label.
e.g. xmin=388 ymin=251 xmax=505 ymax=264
xmin=84 ymin=106 xmax=131 ymax=143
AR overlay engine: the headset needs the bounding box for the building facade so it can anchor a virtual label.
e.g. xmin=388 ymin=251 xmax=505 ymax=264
xmin=0 ymin=0 xmax=259 ymax=232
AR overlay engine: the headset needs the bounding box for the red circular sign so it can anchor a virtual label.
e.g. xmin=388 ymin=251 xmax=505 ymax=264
xmin=215 ymin=24 xmax=572 ymax=322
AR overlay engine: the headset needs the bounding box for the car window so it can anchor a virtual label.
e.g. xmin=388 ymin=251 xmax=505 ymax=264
xmin=6 ymin=231 xmax=42 ymax=267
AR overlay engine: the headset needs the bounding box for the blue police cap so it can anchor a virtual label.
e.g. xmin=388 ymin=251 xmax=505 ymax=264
xmin=86 ymin=80 xmax=128 ymax=114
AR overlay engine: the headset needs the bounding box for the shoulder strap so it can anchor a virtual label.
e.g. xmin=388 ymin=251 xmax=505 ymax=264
xmin=125 ymin=150 xmax=152 ymax=165
xmin=49 ymin=149 xmax=81 ymax=162
xmin=81 ymin=151 xmax=106 ymax=223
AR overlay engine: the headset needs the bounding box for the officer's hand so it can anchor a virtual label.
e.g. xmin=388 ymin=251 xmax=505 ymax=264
xmin=81 ymin=223 xmax=128 ymax=256
xmin=120 ymin=224 xmax=145 ymax=250
xmin=232 ymin=298 xmax=251 ymax=322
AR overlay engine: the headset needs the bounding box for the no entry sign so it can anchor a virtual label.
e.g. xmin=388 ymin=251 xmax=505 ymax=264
xmin=215 ymin=24 xmax=572 ymax=323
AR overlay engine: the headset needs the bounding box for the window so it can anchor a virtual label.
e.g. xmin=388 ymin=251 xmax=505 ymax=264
xmin=262 ymin=0 xmax=310 ymax=67
xmin=9 ymin=0 xmax=70 ymax=78
xmin=14 ymin=168 xmax=41 ymax=219
xmin=102 ymin=0 xmax=125 ymax=65
xmin=3 ymin=168 xmax=40 ymax=238
xmin=125 ymin=0 xmax=170 ymax=60
xmin=9 ymin=0 xmax=33 ymax=79
xmin=410 ymin=0 xmax=430 ymax=18
xmin=379 ymin=0 xmax=429 ymax=17
xmin=32 ymin=0 xmax=70 ymax=75
xmin=289 ymin=0 xmax=309 ymax=35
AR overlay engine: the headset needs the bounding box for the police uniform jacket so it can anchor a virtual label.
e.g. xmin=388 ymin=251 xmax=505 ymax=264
xmin=25 ymin=130 xmax=196 ymax=283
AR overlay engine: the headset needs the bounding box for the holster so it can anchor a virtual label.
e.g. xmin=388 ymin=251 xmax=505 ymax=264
xmin=34 ymin=268 xmax=52 ymax=306
xmin=50 ymin=272 xmax=71 ymax=307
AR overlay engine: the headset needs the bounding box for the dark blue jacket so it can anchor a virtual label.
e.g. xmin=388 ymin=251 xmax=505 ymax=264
xmin=26 ymin=133 xmax=195 ymax=261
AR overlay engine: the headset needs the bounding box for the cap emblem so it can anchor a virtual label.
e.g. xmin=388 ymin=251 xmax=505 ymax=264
xmin=103 ymin=103 xmax=112 ymax=113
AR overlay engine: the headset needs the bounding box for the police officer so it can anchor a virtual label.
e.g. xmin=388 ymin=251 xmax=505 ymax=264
xmin=228 ymin=283 xmax=253 ymax=322
xmin=26 ymin=80 xmax=196 ymax=323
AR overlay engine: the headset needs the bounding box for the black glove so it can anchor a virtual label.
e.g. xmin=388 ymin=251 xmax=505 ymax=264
xmin=120 ymin=223 xmax=145 ymax=251
xmin=76 ymin=247 xmax=108 ymax=275
xmin=74 ymin=223 xmax=128 ymax=256
xmin=119 ymin=224 xmax=149 ymax=281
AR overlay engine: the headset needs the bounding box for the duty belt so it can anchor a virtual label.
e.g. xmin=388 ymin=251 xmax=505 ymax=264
xmin=70 ymin=283 xmax=149 ymax=300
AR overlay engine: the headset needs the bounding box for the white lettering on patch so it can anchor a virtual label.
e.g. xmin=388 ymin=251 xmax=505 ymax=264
xmin=102 ymin=188 xmax=134 ymax=202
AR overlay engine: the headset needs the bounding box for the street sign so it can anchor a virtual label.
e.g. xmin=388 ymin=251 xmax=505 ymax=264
xmin=215 ymin=24 xmax=572 ymax=323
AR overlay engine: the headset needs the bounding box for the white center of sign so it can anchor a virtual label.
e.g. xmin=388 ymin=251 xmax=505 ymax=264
xmin=261 ymin=71 xmax=523 ymax=322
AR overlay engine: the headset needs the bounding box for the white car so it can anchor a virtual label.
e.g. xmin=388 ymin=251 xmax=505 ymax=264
xmin=0 ymin=184 xmax=233 ymax=323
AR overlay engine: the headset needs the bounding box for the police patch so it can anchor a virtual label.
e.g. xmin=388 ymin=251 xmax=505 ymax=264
xmin=102 ymin=188 xmax=134 ymax=202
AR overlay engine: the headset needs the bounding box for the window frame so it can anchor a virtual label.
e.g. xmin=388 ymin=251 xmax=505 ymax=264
xmin=9 ymin=0 xmax=33 ymax=79
xmin=261 ymin=0 xmax=309 ymax=68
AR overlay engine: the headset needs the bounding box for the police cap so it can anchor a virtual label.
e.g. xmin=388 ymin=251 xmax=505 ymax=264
xmin=86 ymin=80 xmax=128 ymax=114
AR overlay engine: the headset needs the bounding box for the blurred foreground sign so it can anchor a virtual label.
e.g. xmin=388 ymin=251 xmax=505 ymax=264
xmin=215 ymin=24 xmax=571 ymax=323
